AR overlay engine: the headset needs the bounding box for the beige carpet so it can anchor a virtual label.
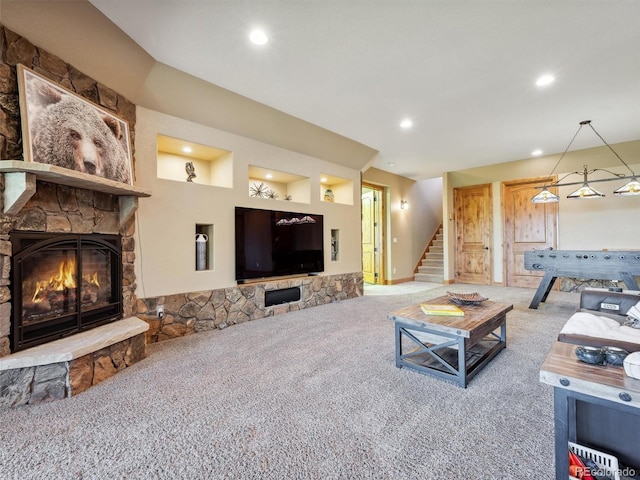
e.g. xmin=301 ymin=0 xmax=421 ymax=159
xmin=364 ymin=281 xmax=442 ymax=296
xmin=0 ymin=284 xmax=580 ymax=479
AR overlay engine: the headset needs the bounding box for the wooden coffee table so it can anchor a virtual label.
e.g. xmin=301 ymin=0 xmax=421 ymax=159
xmin=387 ymin=295 xmax=513 ymax=387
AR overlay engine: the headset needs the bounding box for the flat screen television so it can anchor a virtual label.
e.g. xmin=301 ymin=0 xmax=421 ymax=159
xmin=235 ymin=206 xmax=324 ymax=283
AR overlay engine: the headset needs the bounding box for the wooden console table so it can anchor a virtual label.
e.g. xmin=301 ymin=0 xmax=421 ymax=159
xmin=540 ymin=341 xmax=640 ymax=478
xmin=388 ymin=296 xmax=512 ymax=388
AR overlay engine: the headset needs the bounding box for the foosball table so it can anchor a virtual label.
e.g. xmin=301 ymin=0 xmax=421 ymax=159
xmin=524 ymin=249 xmax=640 ymax=309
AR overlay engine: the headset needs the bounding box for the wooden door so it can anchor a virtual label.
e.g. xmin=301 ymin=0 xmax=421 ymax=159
xmin=454 ymin=184 xmax=492 ymax=285
xmin=361 ymin=189 xmax=377 ymax=284
xmin=503 ymin=179 xmax=557 ymax=287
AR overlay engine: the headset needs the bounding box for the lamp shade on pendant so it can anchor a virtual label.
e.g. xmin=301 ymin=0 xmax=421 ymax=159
xmin=567 ymin=183 xmax=605 ymax=199
xmin=613 ymin=177 xmax=640 ymax=196
xmin=531 ymin=187 xmax=559 ymax=203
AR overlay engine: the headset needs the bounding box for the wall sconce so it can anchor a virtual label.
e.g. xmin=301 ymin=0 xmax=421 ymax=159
xmin=531 ymin=120 xmax=640 ymax=203
xmin=400 ymin=200 xmax=409 ymax=210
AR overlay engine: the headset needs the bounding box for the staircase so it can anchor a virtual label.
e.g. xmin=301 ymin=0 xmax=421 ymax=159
xmin=414 ymin=226 xmax=444 ymax=283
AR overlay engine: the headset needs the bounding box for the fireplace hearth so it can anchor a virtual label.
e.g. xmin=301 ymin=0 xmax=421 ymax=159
xmin=11 ymin=232 xmax=122 ymax=352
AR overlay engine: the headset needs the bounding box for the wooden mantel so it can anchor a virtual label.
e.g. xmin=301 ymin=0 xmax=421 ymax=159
xmin=0 ymin=160 xmax=151 ymax=224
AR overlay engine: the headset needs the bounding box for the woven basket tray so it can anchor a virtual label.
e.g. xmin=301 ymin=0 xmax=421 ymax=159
xmin=446 ymin=291 xmax=488 ymax=306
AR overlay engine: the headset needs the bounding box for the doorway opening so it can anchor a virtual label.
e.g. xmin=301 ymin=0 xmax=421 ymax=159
xmin=362 ymin=183 xmax=385 ymax=285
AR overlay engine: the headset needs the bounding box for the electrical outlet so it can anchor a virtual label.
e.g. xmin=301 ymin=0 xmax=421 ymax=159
xmin=157 ymin=305 xmax=165 ymax=319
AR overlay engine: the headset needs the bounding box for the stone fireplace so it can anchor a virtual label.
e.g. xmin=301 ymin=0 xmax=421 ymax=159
xmin=0 ymin=178 xmax=149 ymax=407
xmin=0 ymin=26 xmax=151 ymax=407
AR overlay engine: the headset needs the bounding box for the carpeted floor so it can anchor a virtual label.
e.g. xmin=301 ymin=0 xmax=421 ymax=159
xmin=363 ymin=281 xmax=443 ymax=296
xmin=0 ymin=284 xmax=580 ymax=479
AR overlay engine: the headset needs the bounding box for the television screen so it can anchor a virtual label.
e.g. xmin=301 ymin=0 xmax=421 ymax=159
xmin=235 ymin=207 xmax=324 ymax=282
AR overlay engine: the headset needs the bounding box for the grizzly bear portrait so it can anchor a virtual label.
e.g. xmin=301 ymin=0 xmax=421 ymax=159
xmin=21 ymin=67 xmax=132 ymax=184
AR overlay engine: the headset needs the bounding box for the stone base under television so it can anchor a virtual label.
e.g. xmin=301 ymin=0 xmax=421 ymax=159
xmin=137 ymin=272 xmax=363 ymax=344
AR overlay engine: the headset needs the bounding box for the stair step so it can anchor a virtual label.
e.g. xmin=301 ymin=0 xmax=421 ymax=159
xmin=414 ymin=273 xmax=444 ymax=283
xmin=421 ymin=258 xmax=444 ymax=267
xmin=418 ymin=265 xmax=443 ymax=274
xmin=418 ymin=270 xmax=444 ymax=276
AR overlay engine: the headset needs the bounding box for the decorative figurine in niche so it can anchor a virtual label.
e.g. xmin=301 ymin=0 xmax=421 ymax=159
xmin=185 ymin=162 xmax=197 ymax=182
xmin=324 ymin=188 xmax=335 ymax=202
xmin=250 ymin=182 xmax=269 ymax=197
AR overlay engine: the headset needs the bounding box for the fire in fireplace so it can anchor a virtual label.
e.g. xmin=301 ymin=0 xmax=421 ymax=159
xmin=11 ymin=233 xmax=123 ymax=352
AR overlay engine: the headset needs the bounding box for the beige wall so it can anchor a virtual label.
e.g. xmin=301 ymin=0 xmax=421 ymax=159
xmin=444 ymin=141 xmax=640 ymax=284
xmin=136 ymin=107 xmax=362 ymax=297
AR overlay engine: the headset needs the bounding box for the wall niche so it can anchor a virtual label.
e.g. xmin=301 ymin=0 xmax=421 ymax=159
xmin=248 ymin=165 xmax=310 ymax=203
xmin=157 ymin=135 xmax=233 ymax=188
xmin=320 ymin=174 xmax=353 ymax=205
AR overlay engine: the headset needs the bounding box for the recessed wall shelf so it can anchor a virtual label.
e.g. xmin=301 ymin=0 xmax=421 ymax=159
xmin=320 ymin=173 xmax=353 ymax=205
xmin=248 ymin=165 xmax=310 ymax=203
xmin=157 ymin=135 xmax=233 ymax=188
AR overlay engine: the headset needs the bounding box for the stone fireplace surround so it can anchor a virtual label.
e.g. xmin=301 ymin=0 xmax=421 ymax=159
xmin=0 ymin=26 xmax=149 ymax=407
xmin=0 ymin=178 xmax=149 ymax=407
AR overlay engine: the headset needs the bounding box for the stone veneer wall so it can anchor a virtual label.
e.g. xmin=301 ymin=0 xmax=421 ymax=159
xmin=0 ymin=25 xmax=138 ymax=356
xmin=0 ymin=25 xmax=137 ymax=160
xmin=0 ymin=333 xmax=145 ymax=408
xmin=137 ymin=273 xmax=363 ymax=343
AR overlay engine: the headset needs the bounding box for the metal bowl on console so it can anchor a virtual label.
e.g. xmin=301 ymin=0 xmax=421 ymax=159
xmin=575 ymin=345 xmax=606 ymax=366
xmin=603 ymin=346 xmax=629 ymax=366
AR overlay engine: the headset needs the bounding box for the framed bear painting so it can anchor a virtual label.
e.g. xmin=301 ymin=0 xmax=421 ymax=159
xmin=17 ymin=64 xmax=133 ymax=185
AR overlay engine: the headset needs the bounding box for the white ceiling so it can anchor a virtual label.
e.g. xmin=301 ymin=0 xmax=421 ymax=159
xmin=91 ymin=0 xmax=640 ymax=180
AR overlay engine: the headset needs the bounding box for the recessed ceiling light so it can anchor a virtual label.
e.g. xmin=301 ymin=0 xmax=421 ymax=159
xmin=531 ymin=149 xmax=543 ymax=156
xmin=249 ymin=29 xmax=268 ymax=45
xmin=320 ymin=177 xmax=327 ymax=183
xmin=265 ymin=173 xmax=273 ymax=179
xmin=182 ymin=146 xmax=193 ymax=153
xmin=535 ymin=74 xmax=555 ymax=87
xmin=388 ymin=162 xmax=396 ymax=167
xmin=400 ymin=119 xmax=413 ymax=129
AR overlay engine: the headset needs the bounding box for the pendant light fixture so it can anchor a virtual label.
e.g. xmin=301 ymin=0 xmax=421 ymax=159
xmin=531 ymin=120 xmax=640 ymax=203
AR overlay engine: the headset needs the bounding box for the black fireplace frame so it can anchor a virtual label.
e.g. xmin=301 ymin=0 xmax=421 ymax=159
xmin=10 ymin=232 xmax=123 ymax=352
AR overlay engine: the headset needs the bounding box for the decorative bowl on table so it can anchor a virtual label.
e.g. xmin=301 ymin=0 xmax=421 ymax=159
xmin=603 ymin=346 xmax=629 ymax=366
xmin=575 ymin=345 xmax=606 ymax=366
xmin=446 ymin=291 xmax=488 ymax=306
